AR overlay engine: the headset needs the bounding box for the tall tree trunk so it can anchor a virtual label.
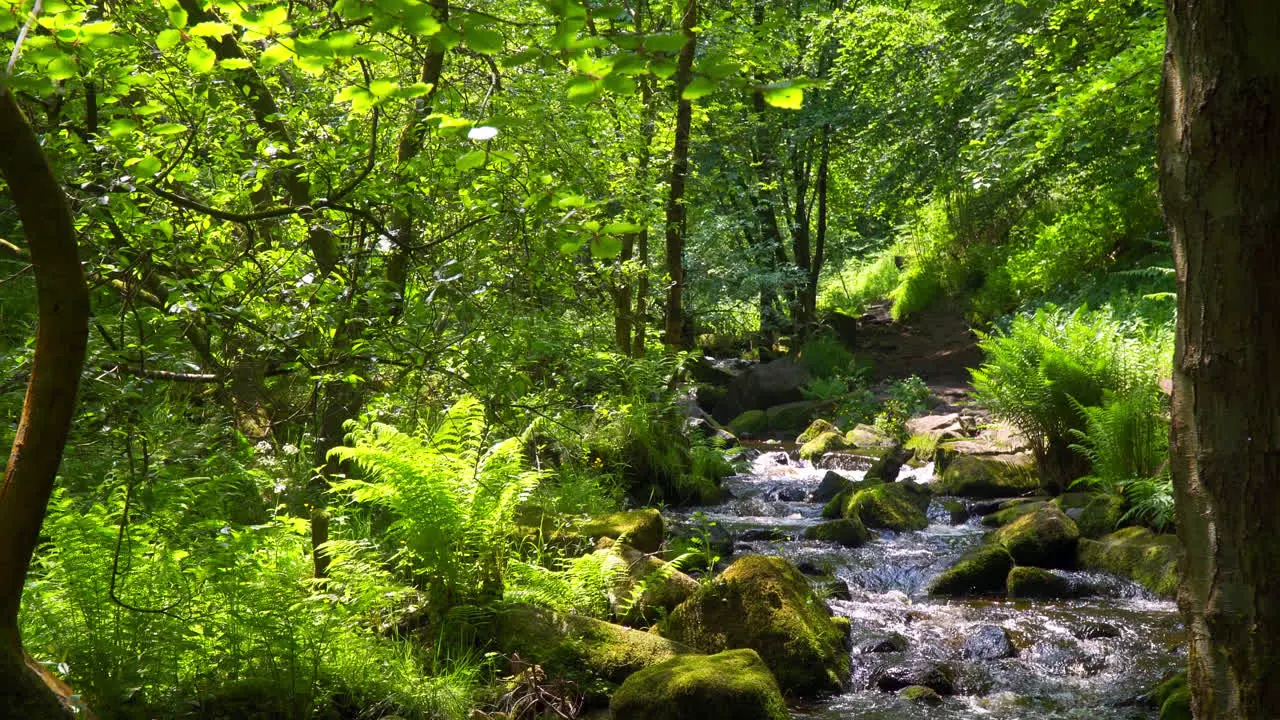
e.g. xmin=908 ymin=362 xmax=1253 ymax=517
xmin=663 ymin=0 xmax=697 ymax=351
xmin=0 ymin=87 xmax=90 ymax=719
xmin=803 ymin=125 xmax=831 ymax=327
xmin=1159 ymin=1 xmax=1280 ymax=717
xmin=788 ymin=141 xmax=812 ymax=334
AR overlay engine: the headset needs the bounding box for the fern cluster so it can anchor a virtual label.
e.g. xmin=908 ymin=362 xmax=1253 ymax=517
xmin=328 ymin=396 xmax=545 ymax=614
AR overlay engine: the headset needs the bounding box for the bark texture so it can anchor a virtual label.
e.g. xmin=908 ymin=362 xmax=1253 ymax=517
xmin=663 ymin=0 xmax=697 ymax=351
xmin=1159 ymin=1 xmax=1280 ymax=717
xmin=0 ymin=87 xmax=90 ymax=718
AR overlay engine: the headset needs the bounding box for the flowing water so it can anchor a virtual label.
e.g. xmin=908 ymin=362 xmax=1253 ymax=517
xmin=669 ymin=447 xmax=1184 ymax=720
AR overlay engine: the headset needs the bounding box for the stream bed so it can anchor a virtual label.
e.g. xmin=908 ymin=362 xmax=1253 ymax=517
xmin=669 ymin=448 xmax=1184 ymax=720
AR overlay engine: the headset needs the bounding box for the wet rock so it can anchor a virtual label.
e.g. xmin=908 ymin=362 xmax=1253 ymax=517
xmin=1074 ymin=622 xmax=1122 ymax=640
xmin=816 ymin=578 xmax=852 ymax=601
xmin=993 ymin=505 xmax=1080 ymax=569
xmin=1076 ymin=527 xmax=1181 ymax=599
xmin=729 ymin=409 xmax=769 ymax=437
xmin=803 ymin=518 xmax=869 ymax=548
xmin=1057 ymin=492 xmax=1126 ymax=539
xmin=815 ymin=452 xmax=874 ymax=471
xmin=794 ymin=559 xmax=833 ymax=576
xmin=610 ymin=649 xmax=790 ymax=720
xmin=864 ymin=444 xmax=911 ymax=483
xmin=962 ymin=625 xmax=1016 ymax=660
xmin=771 ymin=486 xmax=806 ymax=502
xmin=1006 ymin=566 xmax=1078 ymax=600
xmin=933 ymin=452 xmax=1040 ymax=498
xmin=1150 ymin=671 xmax=1191 ymax=720
xmin=739 ymin=527 xmax=790 ymax=542
xmin=857 ymin=633 xmax=909 ymax=654
xmin=578 ymin=509 xmax=664 ymax=554
xmin=714 ymin=357 xmax=811 ymax=424
xmin=810 ymin=471 xmax=853 ymax=503
xmin=871 ymin=661 xmax=957 ymax=695
xmin=846 ymin=423 xmax=897 ymax=449
xmin=596 ymin=543 xmax=699 ymax=625
xmin=980 ymin=499 xmax=1049 ymax=527
xmin=928 ymin=545 xmax=1015 ymax=597
xmin=661 ymin=556 xmax=850 ymax=696
xmin=900 ymin=685 xmax=944 ymax=707
xmin=685 ymin=417 xmax=740 ymax=448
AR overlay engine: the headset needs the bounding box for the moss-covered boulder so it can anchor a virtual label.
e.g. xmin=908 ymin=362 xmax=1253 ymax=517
xmin=609 ymin=649 xmax=789 ymax=720
xmin=579 ymin=509 xmax=664 ymax=553
xmin=729 ymin=410 xmax=768 ymax=437
xmin=993 ymin=505 xmax=1080 ymax=569
xmin=1076 ymin=527 xmax=1181 ymax=598
xmin=799 ymin=431 xmax=851 ymax=462
xmin=803 ymin=517 xmax=869 ymax=548
xmin=1151 ymin=671 xmax=1190 ymax=720
xmin=661 ymin=556 xmax=849 ymax=696
xmin=928 ymin=545 xmax=1015 ymax=596
xmin=1006 ymin=566 xmax=1076 ymax=600
xmin=846 ymin=423 xmax=896 ymax=450
xmin=844 ymin=482 xmax=929 ymax=532
xmin=933 ymin=453 xmax=1039 ymax=498
xmin=597 ymin=542 xmax=699 ymax=624
xmin=900 ymin=685 xmax=944 ymax=707
xmin=1056 ymin=492 xmax=1125 ymax=539
xmin=765 ymin=400 xmax=832 ymax=434
xmin=491 ymin=605 xmax=692 ymax=688
xmin=797 ymin=419 xmax=839 ymax=445
xmin=981 ymin=499 xmax=1049 ymax=528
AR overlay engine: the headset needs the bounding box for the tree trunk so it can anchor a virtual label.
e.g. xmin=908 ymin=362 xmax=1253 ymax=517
xmin=0 ymin=86 xmax=90 ymax=719
xmin=1159 ymin=1 xmax=1280 ymax=717
xmin=663 ymin=0 xmax=697 ymax=352
xmin=803 ymin=125 xmax=831 ymax=328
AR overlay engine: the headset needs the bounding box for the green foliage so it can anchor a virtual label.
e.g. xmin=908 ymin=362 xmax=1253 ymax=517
xmin=874 ymin=375 xmax=930 ymax=441
xmin=1122 ymin=471 xmax=1175 ymax=533
xmin=798 ymin=336 xmax=856 ymax=379
xmin=800 ymin=376 xmax=849 ymax=401
xmin=1070 ymin=388 xmax=1169 ymax=494
xmin=329 ymin=397 xmax=545 ymax=612
xmin=504 ymin=554 xmax=619 ymax=620
xmin=818 ymin=250 xmax=901 ymax=315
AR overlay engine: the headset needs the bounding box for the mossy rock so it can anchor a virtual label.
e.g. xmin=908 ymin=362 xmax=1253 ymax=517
xmin=1006 ymin=566 xmax=1076 ymax=600
xmin=729 ymin=410 xmax=768 ymax=437
xmin=765 ymin=400 xmax=831 ymax=434
xmin=661 ymin=555 xmax=849 ymax=696
xmin=845 ymin=423 xmax=896 ymax=449
xmin=933 ymin=453 xmax=1039 ymax=499
xmin=864 ymin=445 xmax=911 ymax=483
xmin=928 ymin=545 xmax=1014 ymax=597
xmin=843 ymin=482 xmax=929 ymax=532
xmin=491 ymin=605 xmax=692 ymax=688
xmin=1076 ymin=526 xmax=1181 ymax=598
xmin=597 ymin=543 xmax=699 ymax=625
xmin=799 ymin=431 xmax=851 ymax=462
xmin=1058 ymin=492 xmax=1125 ymax=539
xmin=900 ymin=685 xmax=944 ymax=707
xmin=993 ymin=505 xmax=1079 ymax=569
xmin=579 ymin=509 xmax=664 ymax=554
xmin=610 ymin=649 xmax=789 ymax=720
xmin=1152 ymin=671 xmax=1190 ymax=720
xmin=797 ymin=419 xmax=839 ymax=445
xmin=803 ymin=517 xmax=869 ymax=548
xmin=981 ymin=500 xmax=1049 ymax=528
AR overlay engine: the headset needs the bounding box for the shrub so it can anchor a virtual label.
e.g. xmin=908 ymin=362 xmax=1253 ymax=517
xmin=818 ymin=249 xmax=902 ymax=315
xmin=800 ymin=376 xmax=849 ymax=401
xmin=798 ymin=335 xmax=855 ymax=379
xmin=971 ymin=306 xmax=1158 ymax=493
xmin=1070 ymin=387 xmax=1169 ymax=495
xmin=875 ymin=375 xmax=931 ymax=441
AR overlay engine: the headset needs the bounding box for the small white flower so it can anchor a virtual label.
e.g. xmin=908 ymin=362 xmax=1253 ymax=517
xmin=299 ymin=272 xmax=315 ymax=285
xmin=282 ymin=443 xmax=299 ymax=456
xmin=467 ymin=126 xmax=499 ymax=141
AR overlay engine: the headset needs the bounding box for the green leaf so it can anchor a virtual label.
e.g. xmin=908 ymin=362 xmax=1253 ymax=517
xmin=559 ymin=241 xmax=581 ymax=255
xmin=46 ymin=54 xmax=77 ymax=81
xmin=466 ymin=27 xmax=503 ymax=54
xmin=187 ymin=45 xmax=217 ymax=74
xmin=645 ymin=33 xmax=689 ymax=53
xmin=682 ymin=76 xmax=716 ymax=101
xmin=167 ymin=4 xmax=189 ymax=29
xmin=763 ymin=85 xmax=803 ymax=110
xmin=602 ymin=222 xmax=642 ymax=234
xmin=456 ymin=150 xmax=487 ymax=171
xmin=369 ymin=79 xmax=398 ymax=97
xmin=129 ymin=156 xmax=163 ymax=177
xmin=567 ymin=76 xmax=599 ymax=105
xmin=108 ymin=118 xmax=138 ymax=138
xmin=335 ymin=85 xmax=374 ymax=113
xmin=259 ymin=43 xmax=293 ymax=69
xmin=189 ymin=22 xmax=234 ymax=38
xmin=155 ymin=29 xmax=183 ymax=51
xmin=152 ymin=122 xmax=188 ymax=136
xmin=591 ymin=235 xmax=623 ymax=259
xmin=218 ymin=58 xmax=253 ymax=70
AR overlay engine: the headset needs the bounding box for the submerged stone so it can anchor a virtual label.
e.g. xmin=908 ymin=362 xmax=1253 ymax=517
xmin=1006 ymin=566 xmax=1077 ymax=600
xmin=961 ymin=625 xmax=1016 ymax=660
xmin=609 ymin=649 xmax=790 ymax=720
xmin=871 ymin=661 xmax=957 ymax=695
xmin=900 ymin=684 xmax=944 ymax=707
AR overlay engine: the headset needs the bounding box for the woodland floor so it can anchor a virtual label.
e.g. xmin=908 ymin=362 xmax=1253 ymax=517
xmin=855 ymin=299 xmax=982 ymax=408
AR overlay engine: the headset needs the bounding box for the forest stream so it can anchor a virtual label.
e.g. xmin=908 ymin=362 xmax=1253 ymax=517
xmin=670 ymin=447 xmax=1184 ymax=720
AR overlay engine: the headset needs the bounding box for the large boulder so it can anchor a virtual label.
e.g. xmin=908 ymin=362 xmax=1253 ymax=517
xmin=799 ymin=431 xmax=851 ymax=462
xmin=803 ymin=517 xmax=869 ymax=548
xmin=713 ymin=358 xmax=811 ymax=424
xmin=845 ymin=423 xmax=897 ymax=450
xmin=579 ymin=509 xmax=665 ymax=553
xmin=661 ymin=556 xmax=849 ymax=696
xmin=491 ymin=605 xmax=691 ymax=688
xmin=610 ymin=649 xmax=789 ymax=720
xmin=933 ymin=453 xmax=1040 ymax=498
xmin=728 ymin=410 xmax=768 ymax=437
xmin=980 ymin=499 xmax=1049 ymax=528
xmin=765 ymin=400 xmax=832 ymax=434
xmin=1006 ymin=566 xmax=1078 ymax=600
xmin=1056 ymin=492 xmax=1125 ymax=539
xmin=809 ymin=471 xmax=853 ymax=503
xmin=843 ymin=482 xmax=930 ymax=532
xmin=905 ymin=413 xmax=964 ymax=440
xmin=797 ymin=419 xmax=839 ymax=445
xmin=1076 ymin=527 xmax=1181 ymax=599
xmin=993 ymin=505 xmax=1080 ymax=569
xmin=928 ymin=545 xmax=1015 ymax=597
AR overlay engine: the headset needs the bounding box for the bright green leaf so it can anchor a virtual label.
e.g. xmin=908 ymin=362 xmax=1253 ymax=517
xmin=155 ymin=29 xmax=183 ymax=51
xmin=456 ymin=150 xmax=487 ymax=171
xmin=218 ymin=57 xmax=253 ymax=70
xmin=603 ymin=222 xmax=642 ymax=234
xmin=152 ymin=122 xmax=188 ymax=136
xmin=466 ymin=27 xmax=503 ymax=54
xmin=187 ymin=45 xmax=217 ymax=74
xmin=591 ymin=235 xmax=623 ymax=259
xmin=189 ymin=22 xmax=234 ymax=38
xmin=763 ymin=85 xmax=804 ymax=110
xmin=46 ymin=54 xmax=77 ymax=81
xmin=682 ymin=76 xmax=716 ymax=101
